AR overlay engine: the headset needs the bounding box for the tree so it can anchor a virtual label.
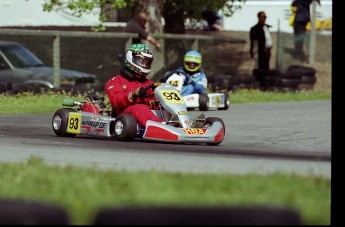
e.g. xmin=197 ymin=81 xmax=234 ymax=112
xmin=42 ymin=0 xmax=246 ymax=33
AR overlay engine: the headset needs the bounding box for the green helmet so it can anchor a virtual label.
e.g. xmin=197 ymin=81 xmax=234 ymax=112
xmin=124 ymin=44 xmax=153 ymax=77
xmin=183 ymin=50 xmax=202 ymax=72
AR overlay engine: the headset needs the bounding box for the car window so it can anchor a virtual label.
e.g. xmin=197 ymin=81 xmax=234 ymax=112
xmin=0 ymin=44 xmax=44 ymax=68
xmin=0 ymin=54 xmax=9 ymax=70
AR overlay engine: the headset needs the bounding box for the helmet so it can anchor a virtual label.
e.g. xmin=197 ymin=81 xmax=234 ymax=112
xmin=183 ymin=50 xmax=202 ymax=72
xmin=125 ymin=43 xmax=153 ymax=77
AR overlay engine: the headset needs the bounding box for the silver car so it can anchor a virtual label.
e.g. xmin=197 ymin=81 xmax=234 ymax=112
xmin=0 ymin=40 xmax=97 ymax=91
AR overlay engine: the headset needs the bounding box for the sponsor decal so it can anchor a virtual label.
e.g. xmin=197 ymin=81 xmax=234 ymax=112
xmin=96 ymin=117 xmax=108 ymax=123
xmin=178 ymin=111 xmax=188 ymax=115
xmin=182 ymin=128 xmax=206 ymax=134
xmin=185 ymin=96 xmax=194 ymax=101
xmin=122 ymin=85 xmax=127 ymax=90
xmin=81 ymin=121 xmax=106 ymax=129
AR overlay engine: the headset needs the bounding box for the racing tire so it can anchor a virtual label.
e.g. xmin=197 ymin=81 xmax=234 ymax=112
xmin=218 ymin=92 xmax=230 ymax=110
xmin=112 ymin=114 xmax=138 ymax=141
xmin=198 ymin=94 xmax=209 ymax=111
xmin=52 ymin=108 xmax=77 ymax=137
xmin=204 ymin=117 xmax=225 ymax=146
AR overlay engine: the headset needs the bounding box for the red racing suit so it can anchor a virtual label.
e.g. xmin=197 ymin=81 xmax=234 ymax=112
xmin=105 ymin=74 xmax=164 ymax=127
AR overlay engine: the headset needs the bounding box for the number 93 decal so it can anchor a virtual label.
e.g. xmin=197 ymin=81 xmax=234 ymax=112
xmin=159 ymin=90 xmax=185 ymax=104
xmin=67 ymin=112 xmax=81 ymax=134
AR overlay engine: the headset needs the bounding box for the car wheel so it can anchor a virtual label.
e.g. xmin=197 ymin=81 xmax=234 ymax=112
xmin=198 ymin=94 xmax=209 ymax=111
xmin=204 ymin=117 xmax=225 ymax=145
xmin=113 ymin=114 xmax=138 ymax=141
xmin=218 ymin=92 xmax=230 ymax=110
xmin=52 ymin=108 xmax=77 ymax=137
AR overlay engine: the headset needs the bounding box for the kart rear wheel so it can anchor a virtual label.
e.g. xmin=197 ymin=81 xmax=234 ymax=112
xmin=113 ymin=114 xmax=138 ymax=141
xmin=52 ymin=108 xmax=77 ymax=137
xmin=218 ymin=92 xmax=230 ymax=110
xmin=204 ymin=117 xmax=225 ymax=145
xmin=199 ymin=94 xmax=209 ymax=111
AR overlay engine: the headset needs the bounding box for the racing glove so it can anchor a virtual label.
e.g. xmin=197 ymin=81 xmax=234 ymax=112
xmin=128 ymin=87 xmax=145 ymax=102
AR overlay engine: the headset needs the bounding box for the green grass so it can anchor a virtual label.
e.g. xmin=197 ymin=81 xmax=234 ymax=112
xmin=0 ymin=157 xmax=330 ymax=225
xmin=0 ymin=89 xmax=331 ymax=114
xmin=0 ymin=90 xmax=331 ymax=224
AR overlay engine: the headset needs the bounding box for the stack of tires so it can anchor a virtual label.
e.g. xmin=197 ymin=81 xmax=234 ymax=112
xmin=208 ymin=74 xmax=260 ymax=92
xmin=253 ymin=65 xmax=317 ymax=91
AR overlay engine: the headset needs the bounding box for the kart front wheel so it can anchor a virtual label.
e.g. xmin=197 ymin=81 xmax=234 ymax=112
xmin=204 ymin=117 xmax=225 ymax=145
xmin=199 ymin=94 xmax=209 ymax=111
xmin=218 ymin=92 xmax=230 ymax=110
xmin=52 ymin=108 xmax=77 ymax=137
xmin=113 ymin=114 xmax=138 ymax=141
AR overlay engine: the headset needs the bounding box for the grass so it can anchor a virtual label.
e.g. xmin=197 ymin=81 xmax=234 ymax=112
xmin=0 ymin=89 xmax=331 ymax=114
xmin=0 ymin=89 xmax=331 ymax=224
xmin=0 ymin=157 xmax=330 ymax=225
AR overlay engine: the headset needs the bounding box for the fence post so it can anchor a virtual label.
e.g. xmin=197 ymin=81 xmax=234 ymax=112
xmin=53 ymin=35 xmax=61 ymax=88
xmin=191 ymin=39 xmax=198 ymax=51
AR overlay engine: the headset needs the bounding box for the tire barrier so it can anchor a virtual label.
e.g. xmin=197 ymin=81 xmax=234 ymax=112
xmin=93 ymin=206 xmax=302 ymax=225
xmin=0 ymin=199 xmax=302 ymax=225
xmin=208 ymin=64 xmax=317 ymax=92
xmin=0 ymin=199 xmax=70 ymax=225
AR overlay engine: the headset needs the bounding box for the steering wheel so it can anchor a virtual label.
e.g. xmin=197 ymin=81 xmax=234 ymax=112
xmin=137 ymin=83 xmax=161 ymax=98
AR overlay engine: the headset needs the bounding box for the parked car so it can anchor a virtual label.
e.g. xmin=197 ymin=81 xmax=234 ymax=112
xmin=0 ymin=40 xmax=98 ymax=92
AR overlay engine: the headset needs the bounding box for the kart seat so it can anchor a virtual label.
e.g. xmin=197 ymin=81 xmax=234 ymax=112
xmin=111 ymin=107 xmax=118 ymax=118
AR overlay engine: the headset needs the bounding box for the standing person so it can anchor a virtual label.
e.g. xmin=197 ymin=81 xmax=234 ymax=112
xmin=118 ymin=12 xmax=161 ymax=66
xmin=105 ymin=43 xmax=164 ymax=127
xmin=201 ymin=9 xmax=223 ymax=31
xmin=124 ymin=12 xmax=161 ymax=49
xmin=249 ymin=11 xmax=273 ymax=90
xmin=291 ymin=0 xmax=320 ymax=59
xmin=173 ymin=50 xmax=208 ymax=96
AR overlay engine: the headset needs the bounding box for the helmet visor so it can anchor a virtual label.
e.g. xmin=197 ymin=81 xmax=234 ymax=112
xmin=133 ymin=54 xmax=153 ymax=69
xmin=185 ymin=61 xmax=200 ymax=69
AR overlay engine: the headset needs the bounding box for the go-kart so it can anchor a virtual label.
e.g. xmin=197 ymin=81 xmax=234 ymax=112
xmin=52 ymin=83 xmax=225 ymax=145
xmin=164 ymin=71 xmax=230 ymax=111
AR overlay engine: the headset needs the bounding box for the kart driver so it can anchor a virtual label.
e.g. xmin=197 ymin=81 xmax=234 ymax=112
xmin=174 ymin=50 xmax=208 ymax=96
xmin=105 ymin=43 xmax=164 ymax=127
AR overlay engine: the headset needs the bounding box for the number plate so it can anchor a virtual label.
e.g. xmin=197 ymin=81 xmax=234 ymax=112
xmin=67 ymin=112 xmax=82 ymax=134
xmin=159 ymin=90 xmax=185 ymax=104
xmin=182 ymin=128 xmax=206 ymax=134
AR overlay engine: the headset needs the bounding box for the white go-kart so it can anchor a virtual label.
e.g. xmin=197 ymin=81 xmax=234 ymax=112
xmin=165 ymin=70 xmax=230 ymax=111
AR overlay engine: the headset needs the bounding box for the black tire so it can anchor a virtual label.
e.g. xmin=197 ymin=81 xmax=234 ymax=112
xmin=287 ymin=65 xmax=316 ymax=77
xmin=112 ymin=114 xmax=138 ymax=141
xmin=273 ymin=77 xmax=301 ymax=87
xmin=198 ymin=94 xmax=209 ymax=111
xmin=300 ymin=75 xmax=317 ymax=84
xmin=52 ymin=108 xmax=77 ymax=137
xmin=204 ymin=117 xmax=225 ymax=145
xmin=218 ymin=92 xmax=230 ymax=110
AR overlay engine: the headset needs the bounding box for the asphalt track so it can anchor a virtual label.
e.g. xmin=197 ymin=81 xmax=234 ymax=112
xmin=0 ymin=100 xmax=331 ymax=179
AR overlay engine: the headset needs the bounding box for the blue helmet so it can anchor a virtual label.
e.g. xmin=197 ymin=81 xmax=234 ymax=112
xmin=183 ymin=50 xmax=202 ymax=72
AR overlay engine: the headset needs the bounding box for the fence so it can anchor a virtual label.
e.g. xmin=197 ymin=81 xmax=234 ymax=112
xmin=0 ymin=28 xmax=246 ymax=88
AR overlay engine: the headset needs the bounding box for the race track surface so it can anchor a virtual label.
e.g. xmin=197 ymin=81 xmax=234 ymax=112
xmin=0 ymin=100 xmax=331 ymax=179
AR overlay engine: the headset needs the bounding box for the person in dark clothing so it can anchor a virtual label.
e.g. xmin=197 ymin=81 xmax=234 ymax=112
xmin=291 ymin=0 xmax=320 ymax=59
xmin=124 ymin=12 xmax=161 ymax=49
xmin=249 ymin=11 xmax=273 ymax=90
xmin=201 ymin=9 xmax=223 ymax=31
xmin=118 ymin=12 xmax=161 ymax=66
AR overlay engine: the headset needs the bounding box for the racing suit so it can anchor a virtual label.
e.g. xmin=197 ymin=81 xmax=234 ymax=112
xmin=105 ymin=69 xmax=163 ymax=127
xmin=176 ymin=67 xmax=208 ymax=96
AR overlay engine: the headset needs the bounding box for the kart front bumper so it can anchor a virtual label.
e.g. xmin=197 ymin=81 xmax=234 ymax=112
xmin=142 ymin=120 xmax=225 ymax=144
